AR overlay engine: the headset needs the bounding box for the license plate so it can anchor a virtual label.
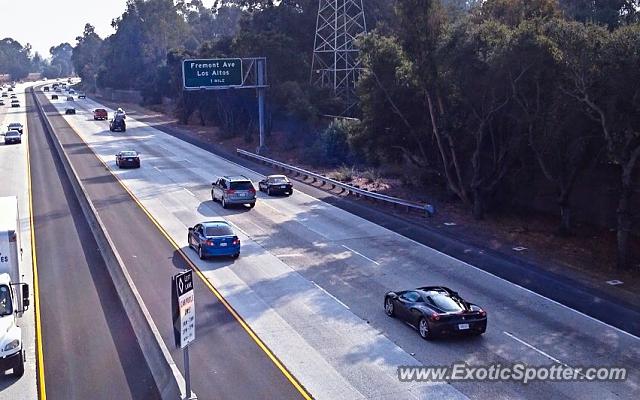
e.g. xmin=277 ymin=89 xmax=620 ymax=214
xmin=127 ymin=158 xmax=133 ymax=161
xmin=280 ymin=185 xmax=287 ymax=189
xmin=458 ymin=323 xmax=470 ymax=330
xmin=220 ymin=243 xmax=227 ymax=247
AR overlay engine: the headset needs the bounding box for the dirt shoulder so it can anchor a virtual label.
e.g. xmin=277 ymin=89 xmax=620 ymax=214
xmin=93 ymin=95 xmax=640 ymax=309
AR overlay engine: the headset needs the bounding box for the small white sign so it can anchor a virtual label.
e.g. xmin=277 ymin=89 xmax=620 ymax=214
xmin=176 ymin=271 xmax=196 ymax=348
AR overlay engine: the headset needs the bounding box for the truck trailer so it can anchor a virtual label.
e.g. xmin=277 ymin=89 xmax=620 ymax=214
xmin=0 ymin=196 xmax=30 ymax=377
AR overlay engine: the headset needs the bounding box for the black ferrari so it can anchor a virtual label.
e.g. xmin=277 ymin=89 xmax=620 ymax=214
xmin=384 ymin=286 xmax=487 ymax=339
xmin=258 ymin=174 xmax=293 ymax=196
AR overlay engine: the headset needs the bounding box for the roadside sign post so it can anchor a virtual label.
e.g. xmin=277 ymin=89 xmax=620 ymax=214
xmin=256 ymin=58 xmax=266 ymax=154
xmin=182 ymin=57 xmax=268 ymax=154
xmin=172 ymin=270 xmax=196 ymax=399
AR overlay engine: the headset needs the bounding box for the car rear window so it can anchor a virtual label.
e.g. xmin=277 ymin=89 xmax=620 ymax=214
xmin=120 ymin=151 xmax=137 ymax=157
xmin=230 ymin=181 xmax=254 ymax=190
xmin=422 ymin=292 xmax=464 ymax=312
xmin=95 ymin=109 xmax=106 ymax=113
xmin=269 ymin=177 xmax=289 ymax=184
xmin=204 ymin=224 xmax=234 ymax=236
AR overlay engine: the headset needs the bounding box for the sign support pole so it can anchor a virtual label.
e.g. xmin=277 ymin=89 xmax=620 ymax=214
xmin=257 ymin=58 xmax=266 ymax=154
xmin=184 ymin=346 xmax=192 ymax=399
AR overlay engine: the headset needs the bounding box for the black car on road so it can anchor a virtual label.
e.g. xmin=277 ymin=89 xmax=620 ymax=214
xmin=258 ymin=175 xmax=293 ymax=196
xmin=7 ymin=122 xmax=23 ymax=134
xmin=384 ymin=286 xmax=487 ymax=339
xmin=116 ymin=150 xmax=140 ymax=168
xmin=109 ymin=117 xmax=126 ymax=132
xmin=65 ymin=107 xmax=76 ymax=115
xmin=4 ymin=131 xmax=22 ymax=144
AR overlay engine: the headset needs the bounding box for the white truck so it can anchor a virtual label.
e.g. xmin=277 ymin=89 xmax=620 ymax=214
xmin=0 ymin=196 xmax=30 ymax=377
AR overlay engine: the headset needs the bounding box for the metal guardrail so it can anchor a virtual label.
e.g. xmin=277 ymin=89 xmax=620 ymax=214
xmin=236 ymin=149 xmax=435 ymax=216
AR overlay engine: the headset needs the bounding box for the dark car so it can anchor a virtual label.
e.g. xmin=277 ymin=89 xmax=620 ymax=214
xmin=93 ymin=108 xmax=108 ymax=120
xmin=211 ymin=176 xmax=256 ymax=209
xmin=258 ymin=174 xmax=293 ymax=196
xmin=4 ymin=131 xmax=22 ymax=144
xmin=78 ymin=92 xmax=86 ymax=99
xmin=7 ymin=123 xmax=23 ymax=134
xmin=0 ymin=100 xmax=4 ymax=106
xmin=65 ymin=107 xmax=76 ymax=115
xmin=10 ymin=100 xmax=19 ymax=108
xmin=1 ymin=92 xmax=7 ymax=97
xmin=43 ymin=86 xmax=50 ymax=92
xmin=51 ymin=94 xmax=58 ymax=100
xmin=7 ymin=87 xmax=13 ymax=92
xmin=109 ymin=117 xmax=126 ymax=132
xmin=115 ymin=150 xmax=140 ymax=168
xmin=384 ymin=286 xmax=487 ymax=340
xmin=188 ymin=221 xmax=240 ymax=259
xmin=66 ymin=96 xmax=74 ymax=101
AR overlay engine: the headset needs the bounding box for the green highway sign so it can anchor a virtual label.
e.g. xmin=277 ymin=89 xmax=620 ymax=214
xmin=182 ymin=58 xmax=243 ymax=89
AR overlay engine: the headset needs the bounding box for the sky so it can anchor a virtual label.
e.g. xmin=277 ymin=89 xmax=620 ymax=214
xmin=0 ymin=0 xmax=128 ymax=57
xmin=0 ymin=0 xmax=216 ymax=58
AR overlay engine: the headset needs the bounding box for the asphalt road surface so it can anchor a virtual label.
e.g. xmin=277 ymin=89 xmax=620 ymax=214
xmin=34 ymin=91 xmax=305 ymax=399
xmin=27 ymin=89 xmax=160 ymax=399
xmin=0 ymin=83 xmax=37 ymax=400
xmin=37 ymin=87 xmax=640 ymax=400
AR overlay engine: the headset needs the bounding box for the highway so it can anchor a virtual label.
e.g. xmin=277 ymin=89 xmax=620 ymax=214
xmin=34 ymin=89 xmax=305 ymax=399
xmin=0 ymin=84 xmax=36 ymax=399
xmin=35 ymin=87 xmax=639 ymax=399
xmin=25 ymin=85 xmax=160 ymax=399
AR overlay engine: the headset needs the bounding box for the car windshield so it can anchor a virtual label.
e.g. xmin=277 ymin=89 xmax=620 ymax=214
xmin=0 ymin=285 xmax=13 ymax=316
xmin=120 ymin=151 xmax=137 ymax=157
xmin=204 ymin=224 xmax=234 ymax=236
xmin=269 ymin=177 xmax=289 ymax=184
xmin=230 ymin=181 xmax=253 ymax=190
xmin=422 ymin=291 xmax=464 ymax=312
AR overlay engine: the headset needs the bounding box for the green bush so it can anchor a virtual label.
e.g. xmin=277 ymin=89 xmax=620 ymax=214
xmin=305 ymin=120 xmax=354 ymax=166
xmin=328 ymin=165 xmax=355 ymax=182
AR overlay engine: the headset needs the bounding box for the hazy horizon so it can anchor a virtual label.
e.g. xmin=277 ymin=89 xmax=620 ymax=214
xmin=0 ymin=0 xmax=216 ymax=58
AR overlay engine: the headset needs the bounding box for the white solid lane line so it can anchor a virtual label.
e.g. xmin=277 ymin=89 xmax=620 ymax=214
xmin=503 ymin=331 xmax=585 ymax=377
xmin=341 ymin=244 xmax=380 ymax=265
xmin=312 ymin=281 xmax=350 ymax=310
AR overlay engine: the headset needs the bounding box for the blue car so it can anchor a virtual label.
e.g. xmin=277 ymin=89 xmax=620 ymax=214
xmin=188 ymin=221 xmax=240 ymax=259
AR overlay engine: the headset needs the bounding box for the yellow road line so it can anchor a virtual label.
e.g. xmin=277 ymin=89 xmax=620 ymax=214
xmin=48 ymin=102 xmax=312 ymax=399
xmin=26 ymin=105 xmax=47 ymax=399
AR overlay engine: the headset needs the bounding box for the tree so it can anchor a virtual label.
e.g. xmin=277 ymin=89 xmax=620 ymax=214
xmin=560 ymin=0 xmax=640 ymax=29
xmin=549 ymin=19 xmax=640 ymax=268
xmin=72 ymin=24 xmax=104 ymax=91
xmin=394 ymin=0 xmax=473 ymax=203
xmin=0 ymin=38 xmax=32 ymax=79
xmin=441 ymin=19 xmax=517 ymax=219
xmin=49 ymin=43 xmax=74 ymax=77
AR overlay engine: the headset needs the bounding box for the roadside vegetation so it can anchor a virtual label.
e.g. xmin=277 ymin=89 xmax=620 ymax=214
xmin=71 ymin=0 xmax=640 ymax=272
xmin=2 ymin=0 xmax=637 ymax=272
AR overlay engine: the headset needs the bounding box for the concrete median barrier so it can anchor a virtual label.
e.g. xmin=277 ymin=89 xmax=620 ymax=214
xmin=30 ymin=87 xmax=187 ymax=400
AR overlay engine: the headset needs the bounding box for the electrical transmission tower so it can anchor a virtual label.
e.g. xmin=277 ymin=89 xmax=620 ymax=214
xmin=311 ymin=0 xmax=367 ymax=115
